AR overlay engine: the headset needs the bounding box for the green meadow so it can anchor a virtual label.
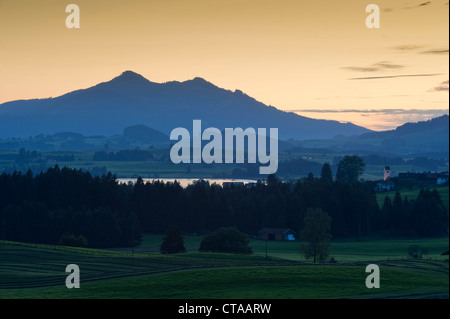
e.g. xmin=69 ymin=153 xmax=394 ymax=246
xmin=2 ymin=147 xmax=448 ymax=181
xmin=1 ymin=237 xmax=448 ymax=299
xmin=135 ymin=234 xmax=449 ymax=262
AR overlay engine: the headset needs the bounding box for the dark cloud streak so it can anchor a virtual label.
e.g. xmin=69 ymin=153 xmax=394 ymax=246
xmin=391 ymin=45 xmax=426 ymax=51
xmin=342 ymin=67 xmax=378 ymax=72
xmin=348 ymin=73 xmax=441 ymax=80
xmin=391 ymin=45 xmax=448 ymax=55
xmin=292 ymin=109 xmax=449 ymax=115
xmin=431 ymin=80 xmax=449 ymax=91
xmin=420 ymin=49 xmax=449 ymax=55
xmin=384 ymin=0 xmax=433 ymax=12
xmin=342 ymin=61 xmax=404 ymax=73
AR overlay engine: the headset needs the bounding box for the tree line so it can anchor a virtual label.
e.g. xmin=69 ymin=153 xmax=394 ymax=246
xmin=15 ymin=148 xmax=75 ymax=164
xmin=378 ymin=188 xmax=448 ymax=237
xmin=0 ymin=157 xmax=447 ymax=248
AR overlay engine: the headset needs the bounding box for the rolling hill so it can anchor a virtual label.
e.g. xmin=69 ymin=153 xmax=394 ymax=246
xmin=295 ymin=115 xmax=449 ymax=156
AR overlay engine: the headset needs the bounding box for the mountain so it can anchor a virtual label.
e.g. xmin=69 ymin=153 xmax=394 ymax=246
xmin=123 ymin=125 xmax=169 ymax=144
xmin=0 ymin=71 xmax=371 ymax=140
xmin=296 ymin=115 xmax=449 ymax=156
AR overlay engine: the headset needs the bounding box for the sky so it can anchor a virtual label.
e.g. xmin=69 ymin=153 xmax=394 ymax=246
xmin=0 ymin=0 xmax=448 ymax=131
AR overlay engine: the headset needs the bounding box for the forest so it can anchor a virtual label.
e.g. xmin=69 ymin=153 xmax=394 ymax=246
xmin=0 ymin=162 xmax=447 ymax=248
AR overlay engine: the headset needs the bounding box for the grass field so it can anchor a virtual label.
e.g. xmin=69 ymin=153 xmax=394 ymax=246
xmin=2 ymin=147 xmax=448 ymax=181
xmin=134 ymin=235 xmax=450 ymax=262
xmin=2 ymin=263 xmax=448 ymax=299
xmin=1 ymin=238 xmax=448 ymax=299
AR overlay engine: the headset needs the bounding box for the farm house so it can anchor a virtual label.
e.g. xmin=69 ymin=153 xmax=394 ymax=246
xmin=258 ymin=228 xmax=296 ymax=241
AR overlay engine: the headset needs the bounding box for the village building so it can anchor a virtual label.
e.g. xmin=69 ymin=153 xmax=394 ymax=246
xmin=258 ymin=228 xmax=296 ymax=241
xmin=375 ymin=180 xmax=396 ymax=192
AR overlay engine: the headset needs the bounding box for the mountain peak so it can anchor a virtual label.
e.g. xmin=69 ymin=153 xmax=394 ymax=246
xmin=184 ymin=77 xmax=217 ymax=89
xmin=191 ymin=77 xmax=208 ymax=82
xmin=111 ymin=70 xmax=151 ymax=84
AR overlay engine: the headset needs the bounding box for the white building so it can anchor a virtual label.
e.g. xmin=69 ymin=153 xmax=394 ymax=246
xmin=375 ymin=180 xmax=395 ymax=192
xmin=384 ymin=166 xmax=391 ymax=181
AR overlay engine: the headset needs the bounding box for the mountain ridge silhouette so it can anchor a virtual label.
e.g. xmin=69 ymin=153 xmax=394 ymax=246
xmin=0 ymin=70 xmax=371 ymax=139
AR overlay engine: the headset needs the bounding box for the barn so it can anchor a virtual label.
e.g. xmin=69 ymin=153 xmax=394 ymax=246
xmin=258 ymin=228 xmax=296 ymax=241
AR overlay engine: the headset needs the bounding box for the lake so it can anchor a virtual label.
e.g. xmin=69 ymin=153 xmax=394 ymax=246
xmin=117 ymin=178 xmax=259 ymax=188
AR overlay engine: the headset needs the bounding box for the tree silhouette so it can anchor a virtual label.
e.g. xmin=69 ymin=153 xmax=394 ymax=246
xmin=336 ymin=155 xmax=365 ymax=184
xmin=320 ymin=162 xmax=333 ymax=184
xmin=300 ymin=207 xmax=332 ymax=263
xmin=199 ymin=227 xmax=252 ymax=254
xmin=160 ymin=227 xmax=186 ymax=254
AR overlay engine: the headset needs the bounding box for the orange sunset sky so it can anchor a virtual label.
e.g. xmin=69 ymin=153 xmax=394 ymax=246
xmin=0 ymin=0 xmax=448 ymax=130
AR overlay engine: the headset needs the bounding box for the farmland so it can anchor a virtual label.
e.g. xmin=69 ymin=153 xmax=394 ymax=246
xmin=133 ymin=234 xmax=450 ymax=262
xmin=0 ymin=150 xmax=448 ymax=300
xmin=1 ymin=237 xmax=448 ymax=299
xmin=1 ymin=147 xmax=448 ymax=181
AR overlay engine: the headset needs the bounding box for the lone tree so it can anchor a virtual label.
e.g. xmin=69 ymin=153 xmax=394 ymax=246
xmin=336 ymin=155 xmax=365 ymax=184
xmin=160 ymin=227 xmax=186 ymax=254
xmin=199 ymin=227 xmax=252 ymax=254
xmin=300 ymin=207 xmax=332 ymax=263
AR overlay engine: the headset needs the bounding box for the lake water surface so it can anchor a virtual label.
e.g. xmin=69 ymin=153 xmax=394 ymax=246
xmin=117 ymin=178 xmax=259 ymax=188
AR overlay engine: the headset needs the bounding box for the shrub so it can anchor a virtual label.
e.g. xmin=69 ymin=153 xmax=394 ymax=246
xmin=199 ymin=227 xmax=252 ymax=254
xmin=407 ymin=244 xmax=428 ymax=259
xmin=160 ymin=227 xmax=186 ymax=254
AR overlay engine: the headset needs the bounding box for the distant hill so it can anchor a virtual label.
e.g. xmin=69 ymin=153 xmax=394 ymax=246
xmin=0 ymin=71 xmax=371 ymax=140
xmin=123 ymin=125 xmax=169 ymax=144
xmin=295 ymin=115 xmax=449 ymax=156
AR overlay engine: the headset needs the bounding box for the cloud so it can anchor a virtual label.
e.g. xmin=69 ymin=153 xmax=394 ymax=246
xmin=292 ymin=108 xmax=449 ymax=131
xmin=342 ymin=61 xmax=404 ymax=73
xmin=420 ymin=48 xmax=449 ymax=55
xmin=292 ymin=109 xmax=449 ymax=115
xmin=430 ymin=80 xmax=449 ymax=91
xmin=314 ymin=94 xmax=412 ymax=101
xmin=374 ymin=61 xmax=404 ymax=69
xmin=342 ymin=67 xmax=378 ymax=72
xmin=348 ymin=73 xmax=441 ymax=80
xmin=391 ymin=45 xmax=426 ymax=51
xmin=384 ymin=1 xmax=433 ymax=12
xmin=391 ymin=45 xmax=448 ymax=55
